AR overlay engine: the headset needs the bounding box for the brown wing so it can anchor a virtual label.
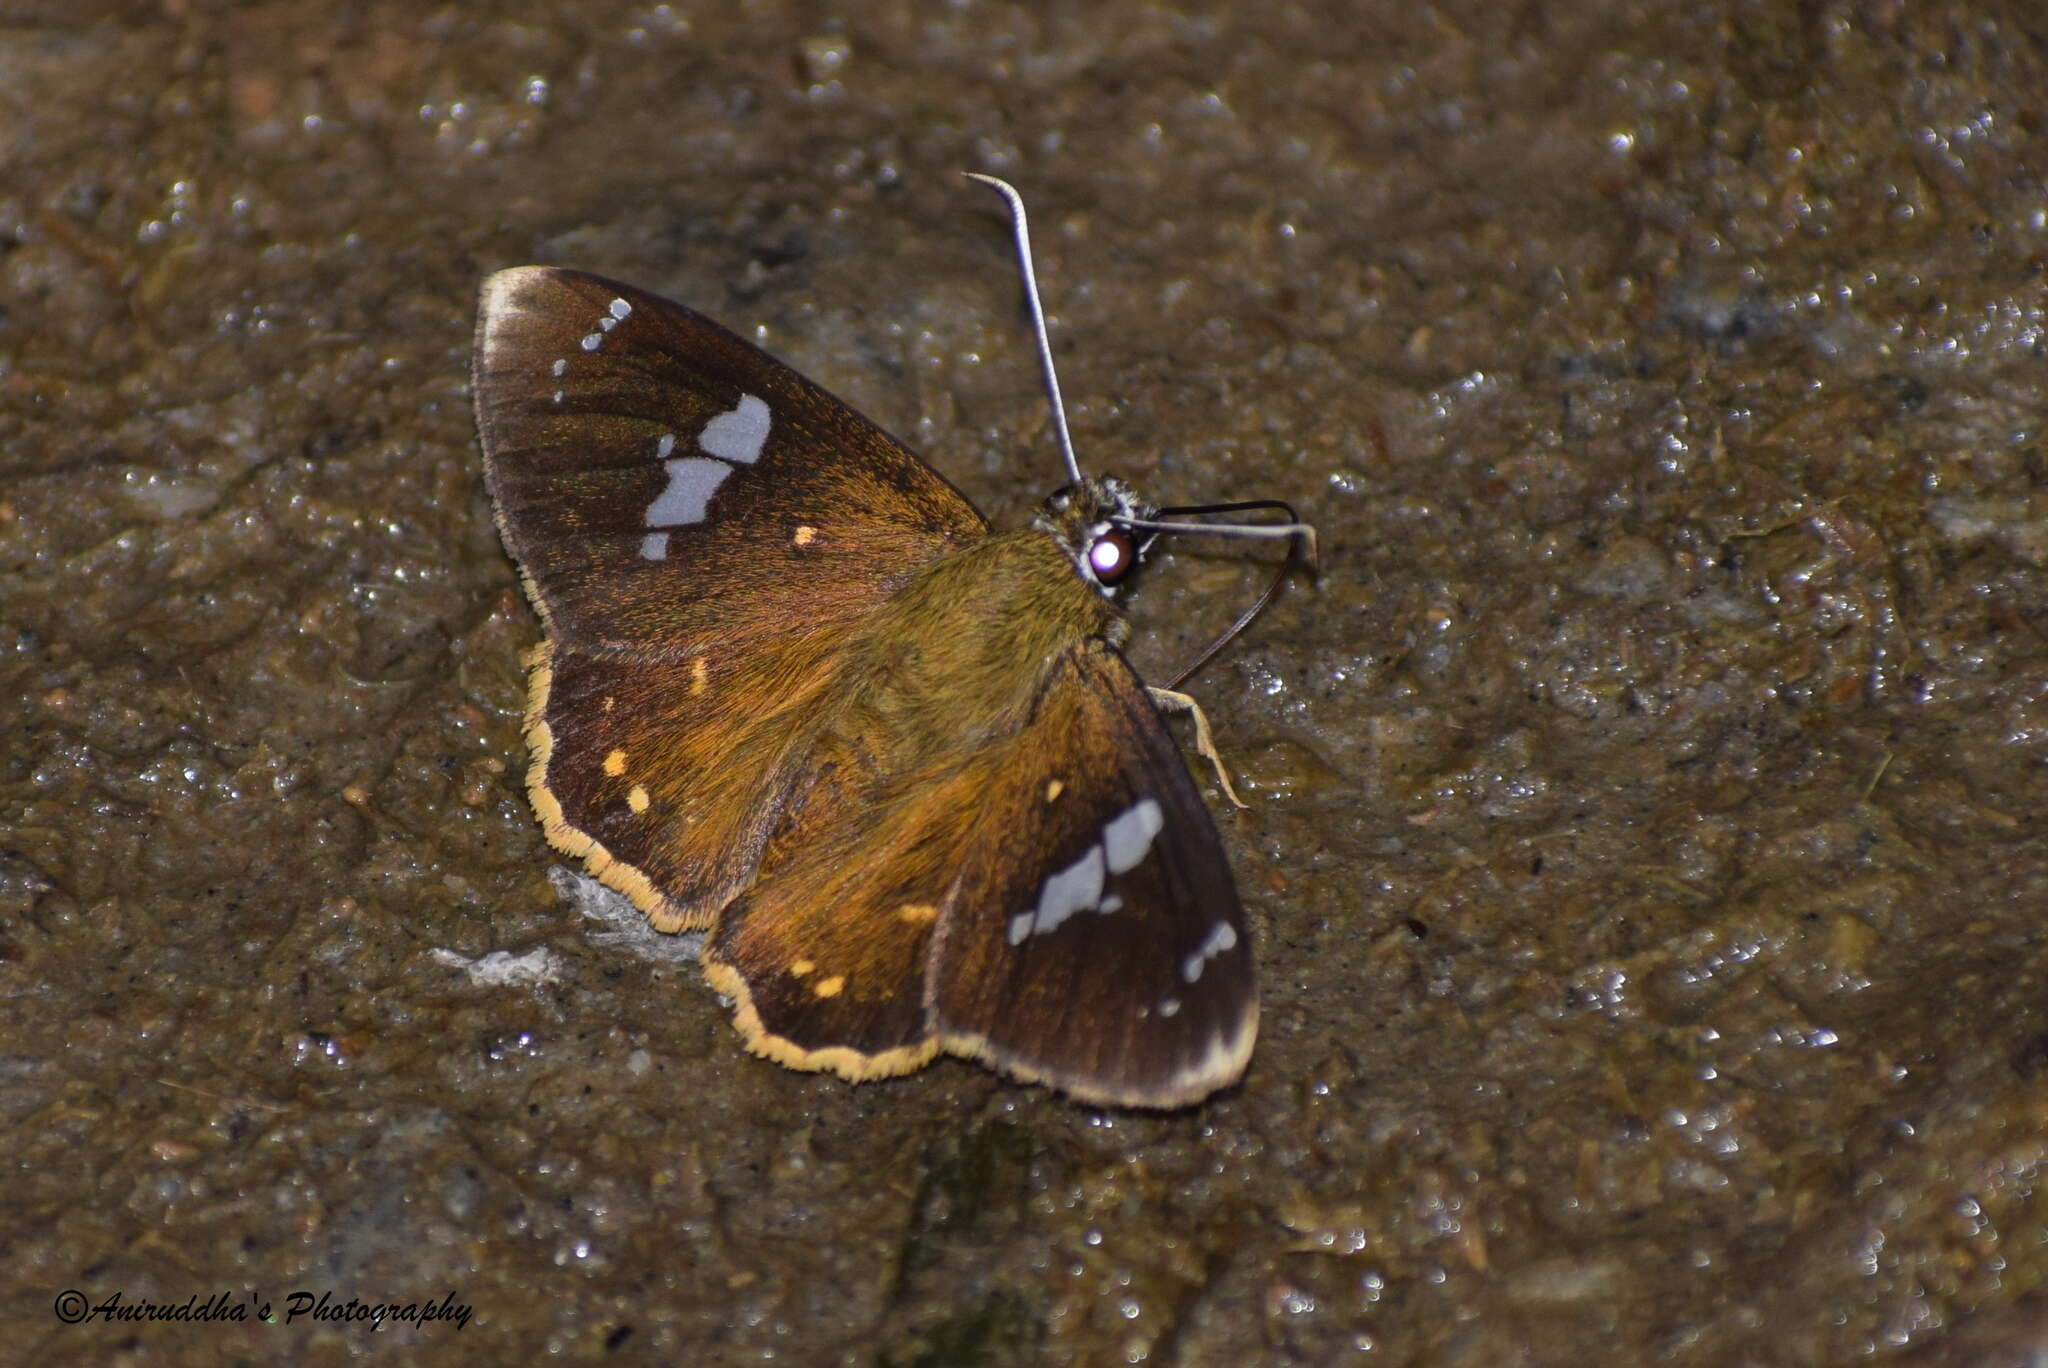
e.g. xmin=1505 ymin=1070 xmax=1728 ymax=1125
xmin=703 ymin=642 xmax=1256 ymax=1108
xmin=523 ymin=630 xmax=860 ymax=930
xmin=699 ymin=722 xmax=962 ymax=1080
xmin=474 ymin=267 xmax=989 ymax=926
xmin=474 ymin=267 xmax=987 ymax=651
xmin=928 ymin=645 xmax=1255 ymax=1108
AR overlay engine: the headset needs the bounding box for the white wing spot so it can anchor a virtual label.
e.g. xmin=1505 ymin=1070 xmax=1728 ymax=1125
xmin=1102 ymin=798 xmax=1165 ymax=874
xmin=609 ymin=297 xmax=631 ymax=320
xmin=580 ymin=332 xmax=603 ymax=351
xmin=699 ymin=394 xmax=770 ymax=464
xmin=551 ymin=358 xmax=567 ymax=377
xmin=633 ymin=399 xmax=770 ymax=540
xmin=645 ymin=457 xmax=732 ymax=529
xmin=1013 ymin=797 xmax=1164 ymax=942
xmin=1158 ymin=997 xmax=1182 ymax=1018
xmin=1023 ymin=846 xmax=1105 ymax=943
xmin=1180 ymin=920 xmax=1239 ymax=984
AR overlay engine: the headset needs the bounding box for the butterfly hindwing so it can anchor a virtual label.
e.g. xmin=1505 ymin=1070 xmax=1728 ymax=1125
xmin=474 ymin=267 xmax=989 ymax=926
xmin=526 ymin=627 xmax=862 ymax=929
xmin=700 ymin=732 xmax=967 ymax=1079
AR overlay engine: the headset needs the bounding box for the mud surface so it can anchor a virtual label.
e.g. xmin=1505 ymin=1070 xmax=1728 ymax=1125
xmin=5 ymin=2 xmax=2047 ymax=1363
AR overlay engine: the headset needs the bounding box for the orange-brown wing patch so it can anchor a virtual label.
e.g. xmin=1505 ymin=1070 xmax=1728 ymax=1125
xmin=698 ymin=720 xmax=979 ymax=1076
xmin=527 ymin=618 xmax=859 ymax=930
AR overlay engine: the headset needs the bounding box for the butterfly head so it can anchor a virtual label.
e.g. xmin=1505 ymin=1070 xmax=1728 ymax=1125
xmin=1036 ymin=475 xmax=1158 ymax=596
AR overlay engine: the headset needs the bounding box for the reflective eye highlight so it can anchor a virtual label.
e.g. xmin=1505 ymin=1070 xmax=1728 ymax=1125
xmin=1087 ymin=529 xmax=1136 ymax=584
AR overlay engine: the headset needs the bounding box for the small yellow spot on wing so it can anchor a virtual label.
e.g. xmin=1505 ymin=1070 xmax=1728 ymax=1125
xmin=790 ymin=959 xmax=814 ymax=977
xmin=627 ymin=784 xmax=650 ymax=813
xmin=814 ymin=975 xmax=845 ymax=998
xmin=897 ymin=903 xmax=938 ymax=925
xmin=603 ymin=748 xmax=627 ymax=777
xmin=690 ymin=657 xmax=708 ymax=696
xmin=602 ymin=696 xmax=615 ymax=712
xmin=1045 ymin=779 xmax=1064 ymax=802
xmin=793 ymin=524 xmax=818 ymax=546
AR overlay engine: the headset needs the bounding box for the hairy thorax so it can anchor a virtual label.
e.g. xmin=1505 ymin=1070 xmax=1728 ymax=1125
xmin=836 ymin=529 xmax=1126 ymax=772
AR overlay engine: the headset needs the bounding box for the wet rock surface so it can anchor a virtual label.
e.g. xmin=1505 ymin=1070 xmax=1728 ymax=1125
xmin=3 ymin=3 xmax=2045 ymax=1362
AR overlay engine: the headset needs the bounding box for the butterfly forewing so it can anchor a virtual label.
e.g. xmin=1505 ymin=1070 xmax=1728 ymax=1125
xmin=473 ymin=267 xmax=987 ymax=653
xmin=928 ymin=644 xmax=1255 ymax=1108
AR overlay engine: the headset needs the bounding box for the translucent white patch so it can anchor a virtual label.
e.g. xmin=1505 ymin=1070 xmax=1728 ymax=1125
xmin=609 ymin=297 xmax=631 ymax=319
xmin=1102 ymin=798 xmax=1164 ymax=874
xmin=645 ymin=457 xmax=731 ymax=527
xmin=1180 ymin=920 xmax=1239 ymax=984
xmin=640 ymin=531 xmax=670 ymax=560
xmin=656 ymin=432 xmax=676 ymax=458
xmin=1012 ymin=797 xmax=1162 ymax=942
xmin=1158 ymin=996 xmax=1181 ymax=1018
xmin=699 ymin=394 xmax=770 ymax=464
xmin=1022 ymin=845 xmax=1104 ymax=943
xmin=580 ymin=332 xmax=603 ymax=351
xmin=551 ymin=358 xmax=567 ymax=377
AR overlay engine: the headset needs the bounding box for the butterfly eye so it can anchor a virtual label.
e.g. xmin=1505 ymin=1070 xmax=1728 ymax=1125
xmin=1086 ymin=528 xmax=1137 ymax=585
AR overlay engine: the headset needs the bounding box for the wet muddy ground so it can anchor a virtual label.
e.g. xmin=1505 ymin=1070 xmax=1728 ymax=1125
xmin=4 ymin=1 xmax=2047 ymax=1363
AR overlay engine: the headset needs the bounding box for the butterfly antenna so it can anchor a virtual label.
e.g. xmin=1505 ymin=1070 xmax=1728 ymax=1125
xmin=965 ymin=173 xmax=1084 ymax=487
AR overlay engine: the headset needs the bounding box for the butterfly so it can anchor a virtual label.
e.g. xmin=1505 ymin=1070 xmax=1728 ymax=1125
xmin=471 ymin=178 xmax=1310 ymax=1107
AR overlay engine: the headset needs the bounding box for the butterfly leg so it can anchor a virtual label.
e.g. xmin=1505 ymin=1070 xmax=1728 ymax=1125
xmin=1147 ymin=687 xmax=1246 ymax=809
